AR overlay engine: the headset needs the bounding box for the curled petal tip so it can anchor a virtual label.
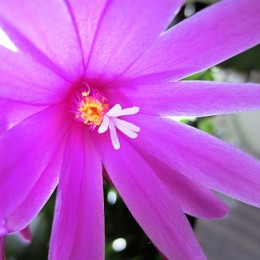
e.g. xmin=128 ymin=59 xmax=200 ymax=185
xmin=19 ymin=226 xmax=32 ymax=243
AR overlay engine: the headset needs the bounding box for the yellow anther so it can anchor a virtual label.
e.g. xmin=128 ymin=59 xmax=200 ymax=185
xmin=76 ymin=90 xmax=109 ymax=127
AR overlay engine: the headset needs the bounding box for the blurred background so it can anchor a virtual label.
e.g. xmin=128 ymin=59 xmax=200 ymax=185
xmin=4 ymin=0 xmax=260 ymax=259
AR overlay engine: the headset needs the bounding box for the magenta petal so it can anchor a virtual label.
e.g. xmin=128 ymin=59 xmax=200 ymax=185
xmin=139 ymin=153 xmax=228 ymax=219
xmin=0 ymin=101 xmax=47 ymax=132
xmin=49 ymin=125 xmax=104 ymax=260
xmin=0 ymin=0 xmax=84 ymax=79
xmin=94 ymin=133 xmax=205 ymax=259
xmin=0 ymin=105 xmax=69 ymax=220
xmin=5 ymin=139 xmax=66 ymax=233
xmin=131 ymin=115 xmax=260 ymax=207
xmin=0 ymin=45 xmax=71 ymax=105
xmin=65 ymin=0 xmax=107 ymax=65
xmin=124 ymin=0 xmax=260 ymax=81
xmin=106 ymin=81 xmax=260 ymax=117
xmin=0 ymin=16 xmax=74 ymax=105
xmin=86 ymin=0 xmax=184 ymax=83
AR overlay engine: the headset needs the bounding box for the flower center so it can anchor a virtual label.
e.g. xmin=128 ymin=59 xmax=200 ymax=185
xmin=71 ymin=82 xmax=140 ymax=150
xmin=72 ymin=84 xmax=109 ymax=128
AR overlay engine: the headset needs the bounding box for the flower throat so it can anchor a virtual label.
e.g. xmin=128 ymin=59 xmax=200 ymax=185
xmin=75 ymin=86 xmax=109 ymax=128
xmin=71 ymin=83 xmax=140 ymax=150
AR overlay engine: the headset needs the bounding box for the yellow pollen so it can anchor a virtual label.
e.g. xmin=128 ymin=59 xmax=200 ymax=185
xmin=76 ymin=92 xmax=109 ymax=126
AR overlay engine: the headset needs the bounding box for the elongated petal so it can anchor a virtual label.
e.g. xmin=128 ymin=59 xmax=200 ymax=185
xmin=139 ymin=152 xmax=228 ymax=219
xmin=0 ymin=0 xmax=84 ymax=79
xmin=86 ymin=0 xmax=184 ymax=83
xmin=0 ymin=16 xmax=76 ymax=105
xmin=0 ymin=101 xmax=46 ymax=132
xmin=0 ymin=46 xmax=71 ymax=105
xmin=49 ymin=126 xmax=104 ymax=260
xmin=94 ymin=133 xmax=205 ymax=259
xmin=0 ymin=105 xmax=69 ymax=220
xmin=130 ymin=115 xmax=260 ymax=207
xmin=123 ymin=0 xmax=260 ymax=82
xmin=106 ymin=81 xmax=260 ymax=117
xmin=5 ymin=139 xmax=66 ymax=233
xmin=64 ymin=0 xmax=107 ymax=65
xmin=0 ymin=97 xmax=66 ymax=241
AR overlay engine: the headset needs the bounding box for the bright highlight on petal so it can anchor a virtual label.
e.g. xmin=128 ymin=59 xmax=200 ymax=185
xmin=0 ymin=27 xmax=18 ymax=53
xmin=98 ymin=104 xmax=140 ymax=150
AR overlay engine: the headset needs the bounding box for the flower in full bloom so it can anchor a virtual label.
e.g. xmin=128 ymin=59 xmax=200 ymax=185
xmin=1 ymin=0 xmax=260 ymax=259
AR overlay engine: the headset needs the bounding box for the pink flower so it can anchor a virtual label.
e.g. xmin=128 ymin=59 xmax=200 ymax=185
xmin=1 ymin=0 xmax=260 ymax=259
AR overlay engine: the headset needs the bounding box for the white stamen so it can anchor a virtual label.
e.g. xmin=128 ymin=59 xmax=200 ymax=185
xmin=106 ymin=104 xmax=122 ymax=117
xmin=98 ymin=104 xmax=140 ymax=150
xmin=98 ymin=115 xmax=109 ymax=133
xmin=113 ymin=118 xmax=140 ymax=133
xmin=109 ymin=120 xmax=120 ymax=150
xmin=119 ymin=106 xmax=140 ymax=116
xmin=113 ymin=118 xmax=140 ymax=139
xmin=113 ymin=119 xmax=138 ymax=139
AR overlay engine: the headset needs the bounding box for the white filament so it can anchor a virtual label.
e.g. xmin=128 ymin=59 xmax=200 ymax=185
xmin=98 ymin=116 xmax=109 ymax=134
xmin=98 ymin=104 xmax=140 ymax=150
xmin=106 ymin=104 xmax=122 ymax=117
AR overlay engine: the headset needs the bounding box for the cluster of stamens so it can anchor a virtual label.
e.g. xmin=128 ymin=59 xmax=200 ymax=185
xmin=72 ymin=83 xmax=140 ymax=150
xmin=75 ymin=88 xmax=109 ymax=128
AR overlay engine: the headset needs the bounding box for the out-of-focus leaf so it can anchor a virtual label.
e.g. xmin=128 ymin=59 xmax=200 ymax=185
xmin=220 ymin=45 xmax=260 ymax=71
xmin=197 ymin=118 xmax=215 ymax=134
xmin=184 ymin=69 xmax=214 ymax=81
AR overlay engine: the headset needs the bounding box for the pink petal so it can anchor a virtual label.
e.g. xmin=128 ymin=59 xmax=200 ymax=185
xmin=94 ymin=133 xmax=206 ymax=259
xmin=0 ymin=22 xmax=74 ymax=105
xmin=64 ymin=0 xmax=107 ymax=65
xmin=0 ymin=104 xmax=69 ymax=220
xmin=0 ymin=236 xmax=5 ymax=260
xmin=139 ymin=152 xmax=228 ymax=219
xmin=0 ymin=0 xmax=84 ymax=80
xmin=105 ymin=81 xmax=260 ymax=117
xmin=123 ymin=0 xmax=260 ymax=82
xmin=5 ymin=138 xmax=66 ymax=233
xmin=130 ymin=115 xmax=260 ymax=207
xmin=1 ymin=103 xmax=59 ymax=232
xmin=49 ymin=125 xmax=104 ymax=260
xmin=0 ymin=101 xmax=46 ymax=132
xmin=86 ymin=0 xmax=184 ymax=83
